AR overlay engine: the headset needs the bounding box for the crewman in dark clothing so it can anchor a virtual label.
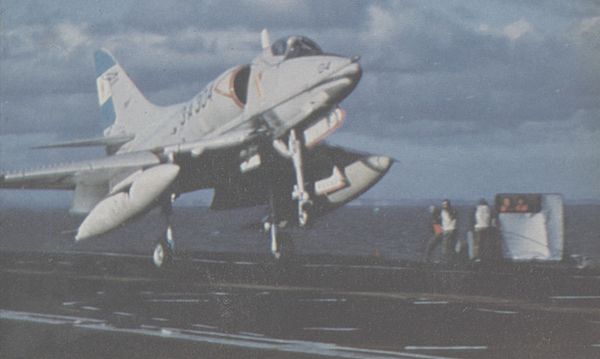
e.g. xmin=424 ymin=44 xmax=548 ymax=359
xmin=424 ymin=206 xmax=444 ymax=261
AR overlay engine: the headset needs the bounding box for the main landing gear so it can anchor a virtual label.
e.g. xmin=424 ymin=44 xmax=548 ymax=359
xmin=153 ymin=193 xmax=176 ymax=268
xmin=266 ymin=210 xmax=281 ymax=260
xmin=269 ymin=129 xmax=312 ymax=259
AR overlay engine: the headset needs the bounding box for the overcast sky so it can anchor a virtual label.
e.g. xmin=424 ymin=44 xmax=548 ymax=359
xmin=1 ymin=0 xmax=599 ymax=206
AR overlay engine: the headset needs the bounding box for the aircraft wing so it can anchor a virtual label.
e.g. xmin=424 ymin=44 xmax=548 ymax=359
xmin=0 ymin=151 xmax=161 ymax=191
xmin=211 ymin=143 xmax=393 ymax=219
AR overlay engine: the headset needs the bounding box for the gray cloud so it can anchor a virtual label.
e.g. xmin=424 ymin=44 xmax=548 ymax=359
xmin=0 ymin=0 xmax=598 ymax=199
xmin=120 ymin=0 xmax=364 ymax=33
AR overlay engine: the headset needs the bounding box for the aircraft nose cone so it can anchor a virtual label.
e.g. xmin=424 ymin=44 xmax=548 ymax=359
xmin=321 ymin=58 xmax=362 ymax=101
xmin=341 ymin=60 xmax=362 ymax=84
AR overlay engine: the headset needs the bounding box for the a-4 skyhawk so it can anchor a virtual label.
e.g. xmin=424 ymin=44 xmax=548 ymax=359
xmin=0 ymin=30 xmax=392 ymax=266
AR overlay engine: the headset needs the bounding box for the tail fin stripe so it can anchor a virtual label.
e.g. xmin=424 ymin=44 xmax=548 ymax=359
xmin=100 ymin=98 xmax=117 ymax=124
xmin=94 ymin=50 xmax=117 ymax=77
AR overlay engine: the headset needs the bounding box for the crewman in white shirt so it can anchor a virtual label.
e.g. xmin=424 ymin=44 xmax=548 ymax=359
xmin=441 ymin=199 xmax=458 ymax=259
xmin=473 ymin=198 xmax=491 ymax=261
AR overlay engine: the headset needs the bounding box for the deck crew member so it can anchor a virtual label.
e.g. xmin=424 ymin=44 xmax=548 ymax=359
xmin=515 ymin=196 xmax=529 ymax=212
xmin=473 ymin=198 xmax=491 ymax=261
xmin=424 ymin=206 xmax=443 ymax=261
xmin=500 ymin=197 xmax=512 ymax=213
xmin=441 ymin=199 xmax=458 ymax=259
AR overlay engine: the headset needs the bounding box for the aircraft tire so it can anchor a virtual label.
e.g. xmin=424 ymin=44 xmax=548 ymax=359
xmin=153 ymin=240 xmax=173 ymax=268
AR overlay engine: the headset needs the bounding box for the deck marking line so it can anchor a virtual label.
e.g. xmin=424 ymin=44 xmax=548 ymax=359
xmin=303 ymin=327 xmax=359 ymax=332
xmin=81 ymin=306 xmax=100 ymax=311
xmin=146 ymin=299 xmax=206 ymax=303
xmin=0 ymin=309 xmax=462 ymax=359
xmin=550 ymin=296 xmax=600 ymax=300
xmin=476 ymin=308 xmax=518 ymax=315
xmin=413 ymin=301 xmax=448 ymax=305
xmin=113 ymin=312 xmax=133 ymax=317
xmin=405 ymin=346 xmax=487 ymax=350
xmin=192 ymin=323 xmax=217 ymax=329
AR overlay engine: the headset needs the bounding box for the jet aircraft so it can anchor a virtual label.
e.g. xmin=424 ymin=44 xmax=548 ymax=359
xmin=0 ymin=30 xmax=392 ymax=266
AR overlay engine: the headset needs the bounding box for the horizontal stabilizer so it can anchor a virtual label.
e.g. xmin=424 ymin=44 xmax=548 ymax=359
xmin=32 ymin=134 xmax=134 ymax=149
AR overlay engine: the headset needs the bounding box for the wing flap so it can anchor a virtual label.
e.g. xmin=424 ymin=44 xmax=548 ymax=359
xmin=71 ymin=183 xmax=108 ymax=214
xmin=161 ymin=127 xmax=258 ymax=157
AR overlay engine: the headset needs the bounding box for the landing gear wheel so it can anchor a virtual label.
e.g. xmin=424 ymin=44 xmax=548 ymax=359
xmin=154 ymin=196 xmax=176 ymax=268
xmin=299 ymin=201 xmax=312 ymax=227
xmin=153 ymin=240 xmax=173 ymax=268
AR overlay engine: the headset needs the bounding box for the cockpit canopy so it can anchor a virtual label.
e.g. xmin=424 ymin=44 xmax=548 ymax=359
xmin=271 ymin=36 xmax=323 ymax=59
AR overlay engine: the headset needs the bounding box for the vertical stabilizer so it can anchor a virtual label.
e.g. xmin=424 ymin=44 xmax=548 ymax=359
xmin=94 ymin=49 xmax=158 ymax=135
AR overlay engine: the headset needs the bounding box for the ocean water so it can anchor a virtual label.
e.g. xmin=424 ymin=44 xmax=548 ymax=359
xmin=1 ymin=205 xmax=599 ymax=260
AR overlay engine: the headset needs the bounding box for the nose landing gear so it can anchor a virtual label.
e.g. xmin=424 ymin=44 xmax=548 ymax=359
xmin=267 ymin=129 xmax=313 ymax=259
xmin=273 ymin=129 xmax=312 ymax=228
